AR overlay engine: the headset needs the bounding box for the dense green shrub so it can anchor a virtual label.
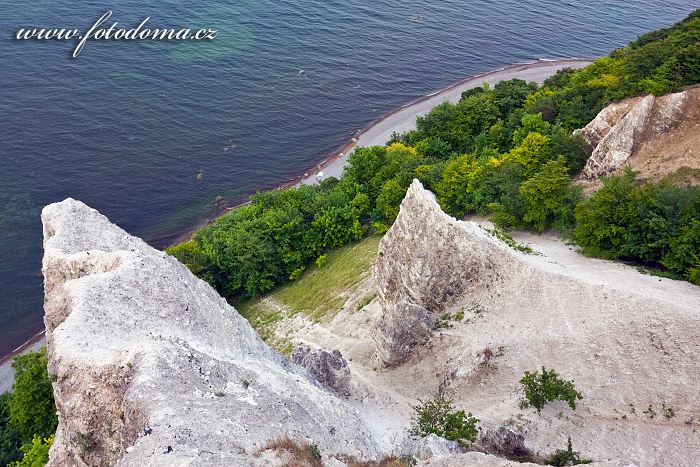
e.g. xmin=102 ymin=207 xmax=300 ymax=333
xmin=415 ymin=136 xmax=453 ymax=160
xmin=9 ymin=434 xmax=53 ymax=467
xmin=510 ymin=131 xmax=551 ymax=176
xmin=0 ymin=393 xmax=22 ymax=466
xmin=410 ymin=89 xmax=500 ymax=153
xmin=411 ymin=395 xmax=480 ymax=447
xmin=165 ymin=240 xmax=215 ymax=284
xmin=519 ymin=157 xmax=580 ymax=232
xmin=574 ymin=170 xmax=637 ymax=258
xmin=184 ymin=180 xmax=368 ymax=297
xmin=575 ymin=170 xmax=700 ymax=283
xmin=492 ymin=79 xmax=539 ymax=117
xmin=519 ymin=367 xmax=582 ymax=414
xmin=0 ymin=349 xmax=57 ymax=465
xmin=7 ymin=349 xmax=57 ymax=444
xmin=435 ymin=154 xmax=478 ymax=216
xmin=664 ymin=219 xmax=700 ymax=284
xmin=473 ymin=159 xmax=526 ymax=222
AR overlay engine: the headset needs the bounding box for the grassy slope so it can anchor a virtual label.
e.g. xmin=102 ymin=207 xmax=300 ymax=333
xmin=236 ymin=234 xmax=381 ymax=351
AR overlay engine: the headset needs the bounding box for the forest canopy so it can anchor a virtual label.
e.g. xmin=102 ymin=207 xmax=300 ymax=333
xmin=168 ymin=10 xmax=700 ymax=297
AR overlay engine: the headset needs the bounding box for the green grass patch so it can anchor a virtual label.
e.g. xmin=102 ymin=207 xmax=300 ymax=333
xmin=236 ymin=303 xmax=285 ymax=340
xmin=236 ymin=234 xmax=382 ymax=344
xmin=356 ymin=293 xmax=377 ymax=311
xmin=485 ymin=227 xmax=535 ymax=254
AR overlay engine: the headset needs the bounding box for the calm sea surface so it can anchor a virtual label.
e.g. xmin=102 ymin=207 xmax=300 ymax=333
xmin=0 ymin=1 xmax=696 ymax=356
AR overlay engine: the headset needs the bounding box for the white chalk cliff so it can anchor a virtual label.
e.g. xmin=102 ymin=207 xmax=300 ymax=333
xmin=368 ymin=181 xmax=700 ymax=466
xmin=576 ymin=87 xmax=700 ymax=181
xmin=373 ymin=182 xmax=522 ymax=367
xmin=42 ymin=199 xmax=378 ymax=466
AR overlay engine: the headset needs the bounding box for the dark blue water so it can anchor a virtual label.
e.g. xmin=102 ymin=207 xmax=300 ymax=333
xmin=0 ymin=1 xmax=696 ymax=356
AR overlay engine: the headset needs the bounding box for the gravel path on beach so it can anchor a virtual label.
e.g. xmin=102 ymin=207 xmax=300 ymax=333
xmin=300 ymin=59 xmax=591 ymax=184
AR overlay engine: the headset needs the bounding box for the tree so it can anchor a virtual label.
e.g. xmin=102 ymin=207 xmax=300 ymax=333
xmin=509 ymin=132 xmax=550 ymax=176
xmin=206 ymin=215 xmax=283 ymax=297
xmin=312 ymin=206 xmax=363 ymax=249
xmin=374 ymin=178 xmax=409 ymax=224
xmin=619 ymin=182 xmax=691 ymax=263
xmin=8 ymin=349 xmax=57 ymax=444
xmin=471 ymin=158 xmax=525 ymax=219
xmin=664 ymin=218 xmax=700 ymax=284
xmin=519 ymin=157 xmax=578 ymax=232
xmin=547 ymin=126 xmax=589 ymax=175
xmin=414 ymin=163 xmax=444 ymax=194
xmin=411 ymin=89 xmax=500 ymax=153
xmin=344 ymin=146 xmax=386 ymax=197
xmin=9 ymin=434 xmax=53 ymax=467
xmin=512 ymin=113 xmax=550 ymax=146
xmin=574 ymin=170 xmax=637 ymax=259
xmin=436 ymin=154 xmax=478 ymax=216
xmin=492 ymin=78 xmax=538 ymax=117
xmin=165 ymin=240 xmax=215 ymax=285
xmin=0 ymin=393 xmax=22 ymax=466
xmin=415 ymin=137 xmax=452 ymax=160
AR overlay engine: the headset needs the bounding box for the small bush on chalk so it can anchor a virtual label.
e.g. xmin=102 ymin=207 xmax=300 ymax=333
xmin=546 ymin=437 xmax=591 ymax=466
xmin=519 ymin=367 xmax=582 ymax=414
xmin=411 ymin=395 xmax=479 ymax=447
xmin=315 ymin=254 xmax=328 ymax=268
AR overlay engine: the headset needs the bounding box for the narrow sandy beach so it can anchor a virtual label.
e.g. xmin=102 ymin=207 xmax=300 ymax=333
xmin=0 ymin=58 xmax=592 ymax=393
xmin=300 ymin=58 xmax=591 ymax=184
xmin=0 ymin=335 xmax=45 ymax=394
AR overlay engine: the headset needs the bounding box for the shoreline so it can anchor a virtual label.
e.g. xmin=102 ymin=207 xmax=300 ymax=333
xmin=298 ymin=58 xmax=592 ymax=182
xmin=0 ymin=330 xmax=46 ymax=394
xmin=0 ymin=57 xmax=593 ymax=380
xmin=0 ymin=330 xmax=46 ymax=367
xmin=162 ymin=58 xmax=592 ymax=247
